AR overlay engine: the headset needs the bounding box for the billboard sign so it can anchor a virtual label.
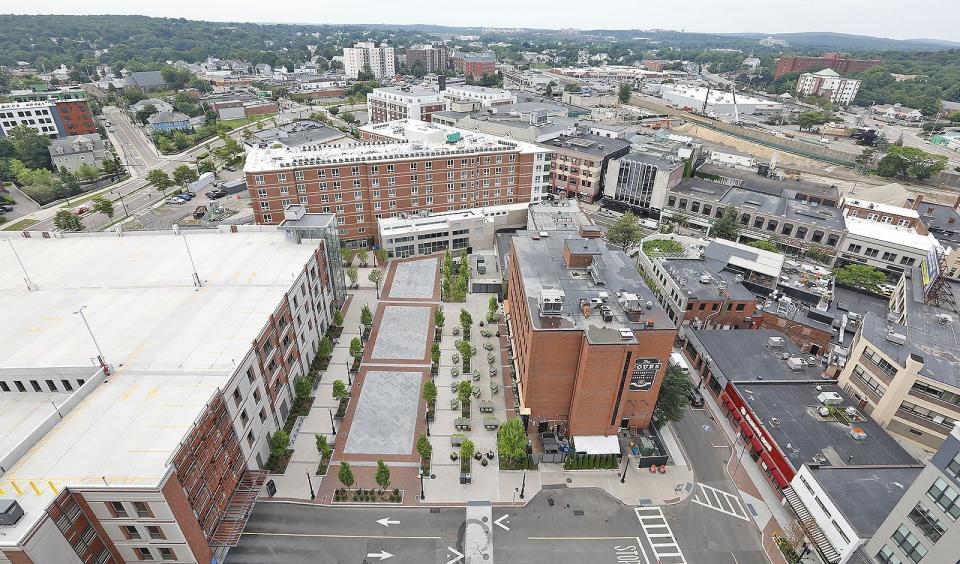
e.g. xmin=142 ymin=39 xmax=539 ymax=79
xmin=921 ymin=244 xmax=941 ymax=296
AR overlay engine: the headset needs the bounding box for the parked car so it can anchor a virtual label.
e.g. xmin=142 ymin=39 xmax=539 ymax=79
xmin=72 ymin=205 xmax=90 ymax=216
xmin=0 ymin=204 xmax=13 ymax=213
xmin=205 ymin=188 xmax=227 ymax=199
xmin=687 ymin=388 xmax=704 ymax=408
xmin=193 ymin=205 xmax=207 ymax=219
xmin=178 ymin=192 xmax=194 ymax=201
xmin=166 ymin=196 xmax=186 ymax=205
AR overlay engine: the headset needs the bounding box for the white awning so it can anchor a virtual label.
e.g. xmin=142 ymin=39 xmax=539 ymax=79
xmin=573 ymin=435 xmax=621 ymax=455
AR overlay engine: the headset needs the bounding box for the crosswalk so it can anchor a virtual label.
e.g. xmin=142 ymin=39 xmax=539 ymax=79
xmin=690 ymin=483 xmax=751 ymax=521
xmin=634 ymin=507 xmax=687 ymax=564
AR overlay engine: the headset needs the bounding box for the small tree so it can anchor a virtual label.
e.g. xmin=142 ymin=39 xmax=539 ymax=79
xmin=338 ymin=461 xmax=355 ymax=488
xmin=368 ymin=268 xmax=382 ymax=296
xmin=341 ymin=247 xmax=354 ymax=265
xmin=316 ymin=434 xmax=332 ymax=459
xmin=460 ymin=438 xmax=475 ymax=463
xmin=172 ymin=164 xmax=198 ymax=187
xmin=457 ymin=380 xmax=473 ymax=405
xmin=332 ymin=379 xmax=347 ymax=402
xmin=146 ymin=169 xmax=173 ymax=192
xmin=349 ymin=337 xmax=363 ymax=363
xmin=347 ymin=265 xmax=359 ymax=287
xmin=333 ymin=309 xmax=344 ymax=327
xmin=360 ymin=304 xmax=373 ymax=327
xmin=431 ymin=343 xmax=441 ymax=367
xmin=833 ymin=264 xmax=887 ymax=291
xmin=375 ymin=459 xmax=391 ymax=492
xmin=294 ymin=376 xmax=312 ymax=399
xmin=457 ymin=339 xmax=473 ymax=369
xmin=711 ymin=208 xmax=740 ymax=241
xmin=423 ymin=379 xmax=438 ymax=407
xmin=487 ymin=296 xmax=498 ymax=322
xmin=459 ymin=308 xmax=473 ymax=334
xmin=417 ymin=433 xmax=433 ymax=461
xmin=356 ymin=247 xmax=369 ymax=266
xmin=618 ymin=83 xmax=633 ymax=104
xmin=435 ymin=307 xmax=446 ymax=329
xmin=375 ymin=249 xmax=388 ymax=266
xmin=270 ymin=430 xmax=290 ymax=458
xmin=53 ymin=209 xmax=84 ymax=231
xmin=317 ymin=336 xmax=334 ymax=359
xmin=91 ymin=196 xmax=115 ymax=219
xmin=497 ymin=418 xmax=527 ymax=466
xmin=652 ymin=366 xmax=694 ymax=429
xmin=606 ymin=211 xmax=643 ymax=251
xmin=748 ymin=239 xmax=779 ymax=252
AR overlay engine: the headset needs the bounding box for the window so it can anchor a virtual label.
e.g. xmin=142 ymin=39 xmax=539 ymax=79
xmin=232 ymin=388 xmax=242 ymax=406
xmin=30 ymin=380 xmax=41 ymax=392
xmin=124 ymin=525 xmax=141 ymax=539
xmin=909 ymin=502 xmax=945 ymax=543
xmin=876 ymin=546 xmax=903 ymax=564
xmin=892 ymin=524 xmax=927 ymax=562
xmin=132 ymin=501 xmax=152 ymax=518
xmin=158 ymin=548 xmax=176 ymax=561
xmin=134 ymin=548 xmax=154 ymax=561
xmin=927 ymin=477 xmax=960 ymax=519
xmin=109 ymin=501 xmax=128 ymax=517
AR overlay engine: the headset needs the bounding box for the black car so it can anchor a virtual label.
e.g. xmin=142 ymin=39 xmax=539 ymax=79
xmin=205 ymin=189 xmax=227 ymax=199
xmin=0 ymin=204 xmax=13 ymax=213
xmin=687 ymin=388 xmax=704 ymax=408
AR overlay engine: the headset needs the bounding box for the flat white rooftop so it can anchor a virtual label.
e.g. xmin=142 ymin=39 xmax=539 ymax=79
xmin=246 ymin=119 xmax=546 ymax=173
xmin=844 ymin=216 xmax=941 ymax=251
xmin=844 ymin=197 xmax=920 ymax=219
xmin=0 ymin=228 xmax=317 ymax=544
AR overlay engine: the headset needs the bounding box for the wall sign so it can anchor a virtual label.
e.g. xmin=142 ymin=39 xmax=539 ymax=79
xmin=630 ymin=358 xmax=662 ymax=391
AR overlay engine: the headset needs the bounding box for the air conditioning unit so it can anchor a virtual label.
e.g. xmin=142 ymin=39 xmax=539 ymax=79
xmin=767 ymin=336 xmax=785 ymax=348
xmin=885 ymin=331 xmax=907 ymax=346
xmin=817 ymin=391 xmax=843 ymax=406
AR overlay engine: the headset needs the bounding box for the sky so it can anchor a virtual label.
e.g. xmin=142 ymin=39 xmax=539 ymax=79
xmin=10 ymin=0 xmax=960 ymax=42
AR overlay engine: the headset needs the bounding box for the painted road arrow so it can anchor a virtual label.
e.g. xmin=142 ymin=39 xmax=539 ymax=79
xmin=376 ymin=518 xmax=400 ymax=527
xmin=446 ymin=546 xmax=464 ymax=564
xmin=366 ymin=550 xmax=394 ymax=560
xmin=494 ymin=515 xmax=511 ymax=531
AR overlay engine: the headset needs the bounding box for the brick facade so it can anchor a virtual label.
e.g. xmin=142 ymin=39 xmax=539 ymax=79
xmin=54 ymin=99 xmax=97 ymax=136
xmin=774 ymin=53 xmax=881 ymax=79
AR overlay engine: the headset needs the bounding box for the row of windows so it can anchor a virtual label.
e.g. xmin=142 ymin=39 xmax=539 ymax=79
xmin=852 ymin=365 xmax=886 ymax=398
xmin=899 ymin=401 xmax=957 ymax=430
xmin=255 ymin=156 xmax=518 ymax=184
xmin=845 ymin=243 xmax=917 ymax=266
xmin=0 ymin=378 xmax=81 ymax=392
xmin=910 ymin=380 xmax=960 ymax=409
xmin=862 ymin=347 xmax=900 ymax=378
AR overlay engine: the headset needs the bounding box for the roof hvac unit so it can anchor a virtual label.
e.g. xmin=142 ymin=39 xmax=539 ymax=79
xmin=767 ymin=336 xmax=785 ymax=348
xmin=817 ymin=391 xmax=843 ymax=406
xmin=885 ymin=331 xmax=907 ymax=346
xmin=0 ymin=500 xmax=24 ymax=526
xmin=786 ymin=357 xmax=805 ymax=371
xmin=539 ymin=288 xmax=564 ymax=317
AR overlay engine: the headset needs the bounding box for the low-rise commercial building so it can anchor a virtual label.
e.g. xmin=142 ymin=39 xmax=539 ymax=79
xmin=48 ymin=134 xmax=109 ymax=173
xmin=367 ymin=86 xmax=446 ymax=124
xmin=544 ymin=134 xmax=631 ymax=202
xmin=602 ymin=152 xmax=684 ymax=215
xmin=0 ymin=99 xmax=96 ymax=139
xmin=838 ymin=216 xmax=940 ymax=276
xmin=796 ymin=69 xmax=861 ymax=106
xmin=661 ymin=85 xmax=783 ymax=117
xmin=0 ymin=225 xmax=343 ymax=563
xmin=908 ymin=195 xmax=960 ymax=279
xmin=837 ymin=273 xmax=960 ymax=450
xmin=506 ymin=228 xmax=675 ymax=435
xmin=244 ymin=120 xmax=347 ymax=151
xmin=245 ymin=119 xmax=552 ymax=246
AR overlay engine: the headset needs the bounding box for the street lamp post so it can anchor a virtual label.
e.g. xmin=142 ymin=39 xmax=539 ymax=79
xmin=426 ymin=410 xmax=431 ymax=437
xmin=346 ymin=359 xmax=352 ymax=386
xmin=620 ymin=455 xmax=629 ymax=484
xmin=329 ymin=408 xmax=337 ymax=435
xmin=73 ymin=306 xmax=106 ymax=366
xmin=731 ymin=430 xmax=749 ymax=476
xmin=519 ymin=470 xmax=526 ymax=499
xmin=306 ymin=470 xmax=315 ymax=500
xmin=419 ymin=470 xmax=425 ymax=500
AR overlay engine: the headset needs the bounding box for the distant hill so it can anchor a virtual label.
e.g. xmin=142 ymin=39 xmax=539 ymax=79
xmin=725 ymin=32 xmax=960 ymax=52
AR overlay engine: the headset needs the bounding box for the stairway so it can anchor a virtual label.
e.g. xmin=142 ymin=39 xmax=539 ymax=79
xmin=782 ymin=487 xmax=841 ymax=563
xmin=210 ymin=470 xmax=267 ymax=546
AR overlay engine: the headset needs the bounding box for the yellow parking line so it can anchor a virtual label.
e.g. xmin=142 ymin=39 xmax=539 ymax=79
xmin=48 ymin=481 xmax=59 ymax=495
xmin=10 ymin=481 xmax=23 ymax=496
xmin=30 ymin=481 xmax=42 ymax=496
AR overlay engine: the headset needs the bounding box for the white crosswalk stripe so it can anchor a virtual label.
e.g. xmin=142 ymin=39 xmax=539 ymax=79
xmin=634 ymin=507 xmax=686 ymax=564
xmin=690 ymin=483 xmax=750 ymax=521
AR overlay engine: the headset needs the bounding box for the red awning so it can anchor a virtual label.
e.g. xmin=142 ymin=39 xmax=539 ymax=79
xmin=730 ymin=408 xmax=743 ymax=421
xmin=718 ymin=392 xmax=728 ymax=402
xmin=772 ymin=468 xmax=789 ymax=489
xmin=760 ymin=450 xmax=776 ymax=470
xmin=750 ymin=436 xmax=763 ymax=452
xmin=739 ymin=420 xmax=754 ymax=438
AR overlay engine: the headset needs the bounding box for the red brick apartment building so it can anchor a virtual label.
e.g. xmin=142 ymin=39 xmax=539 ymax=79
xmin=245 ymin=120 xmax=553 ymax=247
xmin=54 ymin=99 xmax=97 ymax=136
xmin=366 ymin=86 xmax=447 ymax=124
xmin=506 ymin=228 xmax=676 ymax=436
xmin=774 ymin=52 xmax=881 ymax=78
xmin=0 ymin=227 xmax=344 ymax=563
xmin=452 ymin=54 xmax=496 ymax=78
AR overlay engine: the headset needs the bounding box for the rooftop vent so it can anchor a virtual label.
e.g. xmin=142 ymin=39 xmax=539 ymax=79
xmin=0 ymin=500 xmax=24 ymax=526
xmin=886 ymin=331 xmax=907 ymax=346
xmin=539 ymin=288 xmax=565 ymax=317
xmin=618 ymin=328 xmax=633 ymax=340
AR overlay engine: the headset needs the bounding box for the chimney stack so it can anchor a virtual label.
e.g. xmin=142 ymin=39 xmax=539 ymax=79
xmin=911 ymin=194 xmax=924 ymax=210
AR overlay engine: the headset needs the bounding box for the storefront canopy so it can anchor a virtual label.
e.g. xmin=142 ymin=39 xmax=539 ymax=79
xmin=573 ymin=435 xmax=622 ymax=455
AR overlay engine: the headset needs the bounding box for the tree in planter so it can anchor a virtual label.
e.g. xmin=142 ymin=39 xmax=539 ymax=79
xmin=486 ymin=296 xmax=498 ymax=323
xmin=333 ymin=310 xmax=344 ymax=328
xmin=356 ymin=247 xmax=369 ymax=267
xmin=338 ymin=461 xmax=355 ymax=489
xmin=833 ymin=264 xmax=886 ymax=292
xmin=375 ymin=459 xmax=391 ymax=492
xmin=606 ymin=211 xmax=643 ymax=252
xmin=316 ymin=434 xmax=332 ymax=471
xmin=270 ymin=430 xmax=290 ymax=459
xmin=317 ymin=336 xmax=334 ymax=361
xmin=459 ymin=308 xmax=473 ymax=337
xmin=347 ymin=265 xmax=359 ymax=288
xmin=368 ymin=268 xmax=382 ymax=298
xmin=340 ymin=247 xmax=354 ymax=266
xmin=457 ymin=339 xmax=473 ymax=371
xmin=435 ymin=307 xmax=445 ymax=334
xmin=423 ymin=379 xmax=438 ymax=409
xmin=375 ymin=248 xmax=388 ymax=266
xmin=430 ymin=343 xmax=441 ymax=371
xmin=294 ymin=376 xmax=312 ymax=401
xmin=497 ymin=418 xmax=527 ymax=469
xmin=53 ymin=210 xmax=84 ymax=232
xmin=417 ymin=432 xmax=433 ymax=462
xmin=360 ymin=304 xmax=373 ymax=328
xmin=651 ymin=366 xmax=694 ymax=429
xmin=349 ymin=337 xmax=363 ymax=368
xmin=91 ymin=196 xmax=115 ymax=219
xmin=460 ymin=438 xmax=475 ymax=471
xmin=332 ymin=379 xmax=348 ymax=403
xmin=457 ymin=380 xmax=473 ymax=410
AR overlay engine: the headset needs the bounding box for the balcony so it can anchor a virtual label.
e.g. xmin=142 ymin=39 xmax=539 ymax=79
xmin=895 ymin=409 xmax=952 ymax=436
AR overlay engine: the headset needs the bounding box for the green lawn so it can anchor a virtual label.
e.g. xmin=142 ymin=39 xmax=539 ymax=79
xmin=2 ymin=218 xmax=39 ymax=231
xmin=59 ymin=181 xmax=127 ymax=208
xmin=219 ymin=114 xmax=274 ymax=131
xmin=642 ymin=239 xmax=684 ymax=256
